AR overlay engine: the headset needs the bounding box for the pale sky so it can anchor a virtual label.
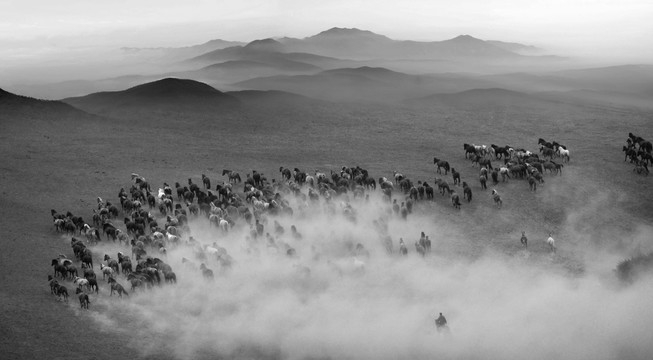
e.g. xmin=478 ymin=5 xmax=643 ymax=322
xmin=0 ymin=0 xmax=652 ymax=66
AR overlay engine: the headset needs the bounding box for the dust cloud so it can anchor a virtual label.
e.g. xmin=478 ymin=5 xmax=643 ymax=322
xmin=83 ymin=189 xmax=653 ymax=360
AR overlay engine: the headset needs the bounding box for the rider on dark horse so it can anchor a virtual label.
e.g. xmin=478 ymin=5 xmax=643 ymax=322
xmin=435 ymin=312 xmax=448 ymax=330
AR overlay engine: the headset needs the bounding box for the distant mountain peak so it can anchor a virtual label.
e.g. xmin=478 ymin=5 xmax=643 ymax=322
xmin=243 ymin=38 xmax=283 ymax=51
xmin=125 ymin=77 xmax=224 ymax=97
xmin=449 ymin=34 xmax=484 ymax=43
xmin=309 ymin=27 xmax=390 ymax=40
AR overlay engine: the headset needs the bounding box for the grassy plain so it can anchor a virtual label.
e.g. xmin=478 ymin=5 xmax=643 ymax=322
xmin=1 ymin=88 xmax=652 ymax=359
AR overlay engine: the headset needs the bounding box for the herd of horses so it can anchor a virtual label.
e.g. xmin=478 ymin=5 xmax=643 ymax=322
xmin=46 ymin=136 xmax=582 ymax=309
xmin=623 ymin=132 xmax=651 ymax=176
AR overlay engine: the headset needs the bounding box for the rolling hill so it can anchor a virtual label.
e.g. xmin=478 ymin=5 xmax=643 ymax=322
xmin=62 ymin=78 xmax=241 ymax=119
xmin=0 ymin=88 xmax=98 ymax=121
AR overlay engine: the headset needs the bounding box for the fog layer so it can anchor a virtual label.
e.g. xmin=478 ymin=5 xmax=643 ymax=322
xmin=77 ymin=188 xmax=653 ymax=360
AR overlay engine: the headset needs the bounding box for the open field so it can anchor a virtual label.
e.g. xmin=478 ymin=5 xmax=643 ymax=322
xmin=1 ymin=82 xmax=652 ymax=359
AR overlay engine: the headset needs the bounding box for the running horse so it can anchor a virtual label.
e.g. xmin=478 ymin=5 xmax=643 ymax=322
xmin=222 ymin=169 xmax=242 ymax=184
xmin=491 ymin=189 xmax=503 ymax=208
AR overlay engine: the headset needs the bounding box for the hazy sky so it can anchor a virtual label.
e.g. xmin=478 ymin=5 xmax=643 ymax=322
xmin=1 ymin=0 xmax=651 ymax=63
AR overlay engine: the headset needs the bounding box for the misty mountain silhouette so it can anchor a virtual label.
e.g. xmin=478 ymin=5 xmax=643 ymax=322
xmin=187 ymin=27 xmax=530 ymax=65
xmin=233 ymin=66 xmax=505 ymax=102
xmin=121 ymin=39 xmax=246 ymax=62
xmin=271 ymin=27 xmax=522 ymax=60
xmin=243 ymin=38 xmax=285 ymax=52
xmin=232 ymin=66 xmax=429 ymax=102
xmin=63 ymin=78 xmax=240 ymax=118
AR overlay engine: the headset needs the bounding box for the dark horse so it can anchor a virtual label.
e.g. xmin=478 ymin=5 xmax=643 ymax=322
xmin=433 ymin=157 xmax=450 ymax=175
xmin=463 ymin=143 xmax=477 ymax=159
xmin=201 ymin=174 xmax=211 ymax=189
xmin=76 ymin=288 xmax=90 ymax=309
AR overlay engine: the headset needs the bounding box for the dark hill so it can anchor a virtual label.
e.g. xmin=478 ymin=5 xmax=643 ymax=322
xmin=0 ymin=88 xmax=97 ymax=122
xmin=243 ymin=38 xmax=284 ymax=52
xmin=63 ymin=78 xmax=240 ymax=119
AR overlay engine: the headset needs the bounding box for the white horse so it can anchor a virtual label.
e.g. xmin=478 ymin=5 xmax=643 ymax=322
xmin=546 ymin=234 xmax=556 ymax=253
xmin=100 ymin=264 xmax=114 ymax=280
xmin=73 ymin=276 xmax=90 ymax=291
xmin=558 ymin=148 xmax=570 ymax=163
xmin=499 ymin=167 xmax=510 ymax=182
xmin=218 ymin=218 xmax=229 ymax=233
xmin=491 ymin=189 xmax=503 ymax=208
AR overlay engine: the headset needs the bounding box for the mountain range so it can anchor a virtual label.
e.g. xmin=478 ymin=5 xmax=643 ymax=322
xmin=5 ymin=27 xmax=565 ymax=99
xmin=3 ymin=27 xmax=651 ymax=112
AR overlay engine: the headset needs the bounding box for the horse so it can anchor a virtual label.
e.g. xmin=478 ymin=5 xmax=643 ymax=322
xmin=528 ymin=176 xmax=537 ymax=191
xmin=424 ymin=183 xmax=434 ymax=200
xmin=54 ymin=284 xmax=69 ymax=302
xmin=52 ymin=263 xmax=68 ymax=280
xmin=451 ymin=191 xmax=461 ymax=209
xmin=100 ymin=264 xmax=114 ymax=281
xmin=399 ymin=241 xmax=408 ymax=256
xmin=557 ymin=148 xmax=570 ymax=163
xmin=491 ymin=189 xmax=503 ymax=208
xmin=104 ymin=254 xmax=120 ymax=274
xmin=200 ymin=263 xmax=214 ymax=280
xmin=433 ymin=158 xmax=450 ymax=175
xmin=202 ymin=174 xmax=211 ymax=189
xmin=127 ymin=274 xmax=145 ymax=291
xmin=520 ymin=232 xmax=528 ymax=247
xmin=491 ymin=144 xmax=510 ymax=159
xmin=462 ymin=182 xmax=472 ymax=202
xmin=436 ymin=179 xmax=451 ymax=196
xmin=479 ymin=174 xmax=488 ymax=190
xmin=75 ymin=288 xmax=90 ymax=309
xmin=477 ymin=158 xmax=493 ymax=170
xmin=393 ymin=171 xmax=404 ymax=184
xmin=623 ymin=146 xmax=639 ymax=163
xmin=82 ymin=224 xmax=101 ymax=244
xmin=639 ymin=140 xmax=652 ymax=153
xmin=108 ymin=277 xmax=129 ymax=297
xmin=546 ymin=234 xmax=556 ymax=253
xmin=451 ymin=168 xmax=461 ymax=186
xmin=65 ymin=263 xmax=79 ymax=279
xmin=463 ymin=143 xmax=477 ymax=159
xmin=48 ymin=275 xmax=59 ymax=295
xmin=223 ymin=169 xmax=242 ymax=184
xmin=279 ymin=167 xmax=292 ymax=181
xmin=73 ymin=276 xmax=90 ymax=291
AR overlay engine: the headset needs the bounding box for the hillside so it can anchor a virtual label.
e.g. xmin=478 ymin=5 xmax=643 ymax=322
xmin=0 ymin=88 xmax=98 ymax=122
xmin=63 ymin=78 xmax=241 ymax=119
